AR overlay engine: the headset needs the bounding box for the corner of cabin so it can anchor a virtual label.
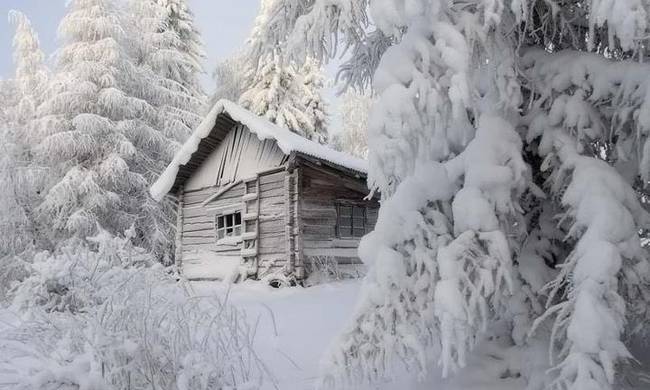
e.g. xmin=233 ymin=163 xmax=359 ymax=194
xmin=293 ymin=155 xmax=379 ymax=276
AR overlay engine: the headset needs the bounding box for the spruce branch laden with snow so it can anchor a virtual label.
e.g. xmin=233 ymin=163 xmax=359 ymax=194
xmin=239 ymin=0 xmax=329 ymax=143
xmin=252 ymin=0 xmax=650 ymax=389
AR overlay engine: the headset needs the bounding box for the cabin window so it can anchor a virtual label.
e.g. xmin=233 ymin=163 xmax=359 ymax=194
xmin=336 ymin=204 xmax=366 ymax=238
xmin=216 ymin=211 xmax=242 ymax=239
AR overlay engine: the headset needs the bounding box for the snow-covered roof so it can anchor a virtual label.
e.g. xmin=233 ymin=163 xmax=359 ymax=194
xmin=150 ymin=99 xmax=368 ymax=201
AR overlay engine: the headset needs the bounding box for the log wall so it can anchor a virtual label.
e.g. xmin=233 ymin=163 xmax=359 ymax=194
xmin=299 ymin=162 xmax=379 ymax=266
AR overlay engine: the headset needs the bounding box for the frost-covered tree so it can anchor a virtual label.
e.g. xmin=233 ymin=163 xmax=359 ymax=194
xmin=211 ymin=53 xmax=249 ymax=106
xmin=331 ymin=89 xmax=371 ymax=158
xmin=127 ymin=0 xmax=205 ymax=141
xmin=33 ymin=0 xmax=179 ymax=262
xmin=6 ymin=10 xmax=49 ymax=132
xmin=0 ymin=127 xmax=32 ymax=257
xmin=240 ymin=0 xmax=328 ymax=143
xmin=253 ymin=1 xmax=650 ymax=389
xmin=154 ymin=0 xmax=206 ymax=98
xmin=0 ymin=11 xmax=51 ymax=256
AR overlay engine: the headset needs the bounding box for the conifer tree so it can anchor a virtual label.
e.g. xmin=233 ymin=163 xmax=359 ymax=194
xmin=128 ymin=0 xmax=205 ymax=142
xmin=332 ymin=89 xmax=371 ymax=158
xmin=154 ymin=0 xmax=206 ymax=100
xmin=33 ymin=0 xmax=177 ymax=262
xmin=0 ymin=11 xmax=51 ymax=254
xmin=240 ymin=0 xmax=328 ymax=143
xmin=211 ymin=54 xmax=248 ymax=106
xmin=6 ymin=10 xmax=49 ymax=133
xmin=252 ymin=1 xmax=650 ymax=389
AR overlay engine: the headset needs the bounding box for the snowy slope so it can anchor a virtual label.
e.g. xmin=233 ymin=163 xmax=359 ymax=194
xmin=1 ymin=279 xmax=647 ymax=389
xmin=150 ymin=99 xmax=368 ymax=201
xmin=189 ymin=280 xmax=527 ymax=390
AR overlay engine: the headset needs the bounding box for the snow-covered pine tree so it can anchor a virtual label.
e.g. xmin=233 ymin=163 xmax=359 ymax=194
xmin=33 ymin=0 xmax=179 ymax=262
xmin=122 ymin=0 xmax=207 ymax=262
xmin=6 ymin=10 xmax=49 ymax=133
xmin=0 ymin=79 xmax=15 ymax=125
xmin=239 ymin=0 xmax=328 ymax=143
xmin=0 ymin=10 xmax=51 ymax=256
xmin=127 ymin=0 xmax=205 ymax=143
xmin=154 ymin=0 xmax=206 ymax=99
xmin=331 ymin=89 xmax=371 ymax=158
xmin=0 ymin=126 xmax=32 ymax=258
xmin=252 ymin=1 xmax=650 ymax=389
xmin=211 ymin=54 xmax=249 ymax=105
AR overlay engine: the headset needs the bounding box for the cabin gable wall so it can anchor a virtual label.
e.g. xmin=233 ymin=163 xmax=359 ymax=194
xmin=185 ymin=123 xmax=287 ymax=191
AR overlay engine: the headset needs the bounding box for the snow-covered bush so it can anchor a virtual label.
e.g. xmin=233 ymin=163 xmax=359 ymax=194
xmin=304 ymin=256 xmax=366 ymax=286
xmin=1 ymin=229 xmax=267 ymax=390
xmin=10 ymin=227 xmax=154 ymax=314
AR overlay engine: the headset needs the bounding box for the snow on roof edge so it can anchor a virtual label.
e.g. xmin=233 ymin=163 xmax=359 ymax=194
xmin=150 ymin=99 xmax=368 ymax=201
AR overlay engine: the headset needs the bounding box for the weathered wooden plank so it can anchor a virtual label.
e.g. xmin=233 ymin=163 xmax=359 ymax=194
xmin=259 ymin=187 xmax=285 ymax=199
xmin=303 ymin=224 xmax=335 ymax=237
xmin=302 ymin=240 xmax=334 ymax=249
xmin=182 ymin=236 xmax=215 ymax=245
xmin=183 ymin=207 xmax=212 ymax=219
xmin=304 ymin=247 xmax=359 ymax=258
xmin=182 ymin=229 xmax=215 ymax=238
xmin=301 ymin=216 xmax=337 ymax=227
xmin=259 ymin=219 xmax=285 ymax=235
xmin=259 ymin=170 xmax=286 ymax=185
xmin=201 ymin=180 xmax=245 ymax=206
xmin=183 ymin=186 xmax=217 ymax=197
xmin=260 ymin=180 xmax=284 ymax=193
xmin=182 ymin=243 xmax=215 ymax=252
xmin=182 ymin=215 xmax=213 ymax=226
xmin=182 ymin=243 xmax=242 ymax=256
xmin=183 ymin=221 xmax=214 ymax=233
xmin=259 ymin=196 xmax=285 ymax=211
xmin=259 ymin=233 xmax=285 ymax=249
xmin=301 ymin=206 xmax=337 ymax=217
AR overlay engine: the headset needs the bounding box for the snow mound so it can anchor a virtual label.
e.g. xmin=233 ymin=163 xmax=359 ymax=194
xmin=150 ymin=99 xmax=368 ymax=201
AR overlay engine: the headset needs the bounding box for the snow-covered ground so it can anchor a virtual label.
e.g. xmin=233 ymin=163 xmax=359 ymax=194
xmin=0 ymin=278 xmax=647 ymax=389
xmin=188 ymin=280 xmax=527 ymax=390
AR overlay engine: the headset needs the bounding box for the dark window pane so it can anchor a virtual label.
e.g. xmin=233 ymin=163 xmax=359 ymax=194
xmin=339 ymin=206 xmax=352 ymax=216
xmin=217 ymin=216 xmax=224 ymax=229
xmin=226 ymin=214 xmax=233 ymax=227
xmin=235 ymin=212 xmax=241 ymax=225
xmin=339 ymin=225 xmax=352 ymax=238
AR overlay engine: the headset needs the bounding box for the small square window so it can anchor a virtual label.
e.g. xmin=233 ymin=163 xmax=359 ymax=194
xmin=337 ymin=204 xmax=366 ymax=239
xmin=216 ymin=211 xmax=242 ymax=240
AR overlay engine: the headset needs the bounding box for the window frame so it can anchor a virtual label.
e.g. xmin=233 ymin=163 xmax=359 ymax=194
xmin=215 ymin=210 xmax=242 ymax=240
xmin=336 ymin=203 xmax=367 ymax=239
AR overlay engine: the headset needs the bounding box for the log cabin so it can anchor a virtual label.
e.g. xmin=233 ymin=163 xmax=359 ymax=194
xmin=150 ymin=100 xmax=379 ymax=285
